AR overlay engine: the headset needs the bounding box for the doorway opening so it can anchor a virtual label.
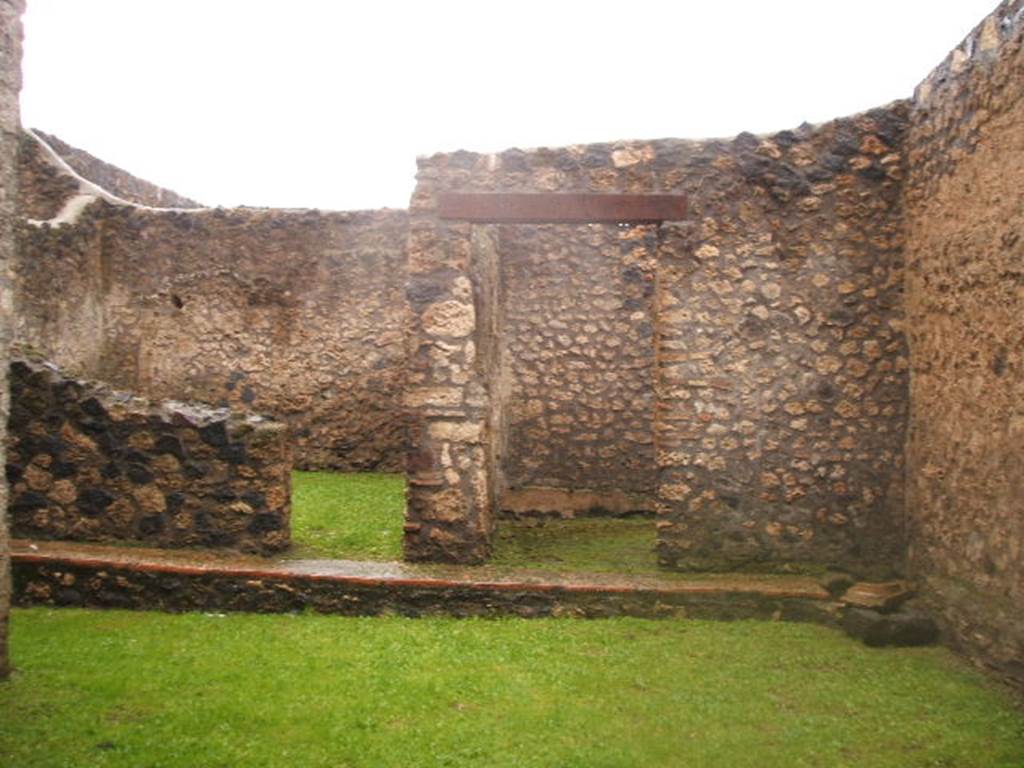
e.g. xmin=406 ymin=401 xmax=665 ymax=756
xmin=287 ymin=471 xmax=406 ymax=561
xmin=489 ymin=221 xmax=660 ymax=574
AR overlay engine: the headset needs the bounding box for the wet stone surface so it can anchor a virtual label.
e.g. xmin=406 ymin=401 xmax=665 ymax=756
xmin=11 ymin=538 xmax=835 ymax=622
xmin=903 ymin=0 xmax=1024 ymax=689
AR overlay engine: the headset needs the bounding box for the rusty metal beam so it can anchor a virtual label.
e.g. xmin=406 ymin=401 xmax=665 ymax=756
xmin=437 ymin=192 xmax=687 ymax=223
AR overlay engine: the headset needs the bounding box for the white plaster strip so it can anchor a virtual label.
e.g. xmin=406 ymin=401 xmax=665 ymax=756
xmin=23 ymin=128 xmax=211 ymax=227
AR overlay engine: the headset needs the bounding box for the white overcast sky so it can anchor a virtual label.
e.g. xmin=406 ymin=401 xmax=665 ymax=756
xmin=21 ymin=0 xmax=997 ymax=211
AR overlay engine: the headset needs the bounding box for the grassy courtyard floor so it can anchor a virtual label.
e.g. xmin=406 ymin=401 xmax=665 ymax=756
xmin=288 ymin=471 xmax=406 ymax=561
xmin=490 ymin=516 xmax=659 ymax=573
xmin=1 ymin=608 xmax=1022 ymax=768
xmin=289 ymin=471 xmax=667 ymax=574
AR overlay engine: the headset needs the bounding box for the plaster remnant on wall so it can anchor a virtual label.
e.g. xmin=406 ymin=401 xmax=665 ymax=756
xmin=21 ymin=129 xmax=207 ymax=228
xmin=33 ymin=130 xmax=202 ymax=209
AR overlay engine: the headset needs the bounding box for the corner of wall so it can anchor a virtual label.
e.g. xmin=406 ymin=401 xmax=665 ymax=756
xmin=903 ymin=0 xmax=1024 ymax=687
xmin=0 ymin=0 xmax=27 ymax=681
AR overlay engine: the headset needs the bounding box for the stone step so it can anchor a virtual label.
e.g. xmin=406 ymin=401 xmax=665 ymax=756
xmin=11 ymin=539 xmax=834 ymax=622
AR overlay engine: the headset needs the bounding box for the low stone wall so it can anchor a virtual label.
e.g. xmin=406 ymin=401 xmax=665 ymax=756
xmin=903 ymin=0 xmax=1024 ymax=687
xmin=6 ymin=359 xmax=291 ymax=555
xmin=11 ymin=540 xmax=834 ymax=623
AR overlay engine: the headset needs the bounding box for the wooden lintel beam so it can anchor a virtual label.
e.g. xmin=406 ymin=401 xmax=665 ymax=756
xmin=437 ymin=193 xmax=687 ymax=224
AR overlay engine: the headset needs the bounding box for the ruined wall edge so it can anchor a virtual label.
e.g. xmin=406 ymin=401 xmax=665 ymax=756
xmin=904 ymin=0 xmax=1024 ymax=687
xmin=0 ymin=0 xmax=26 ymax=680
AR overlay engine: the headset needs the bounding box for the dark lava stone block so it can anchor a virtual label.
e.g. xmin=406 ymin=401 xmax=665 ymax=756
xmin=78 ymin=488 xmax=115 ymax=517
xmin=199 ymin=422 xmax=229 ymax=447
xmin=842 ymin=608 xmax=940 ymax=647
xmin=155 ymin=434 xmax=187 ymax=460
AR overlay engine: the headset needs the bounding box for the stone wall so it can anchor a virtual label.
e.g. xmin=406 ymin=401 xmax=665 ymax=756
xmin=903 ymin=0 xmax=1024 ymax=686
xmin=500 ymin=223 xmax=657 ymax=515
xmin=15 ymin=134 xmax=409 ymax=471
xmin=406 ymin=113 xmax=910 ymax=571
xmin=7 ymin=359 xmax=291 ymax=555
xmin=403 ymin=215 xmax=501 ymax=563
xmin=33 ymin=130 xmax=202 ymax=208
xmin=653 ymin=113 xmax=909 ymax=575
xmin=0 ymin=0 xmax=25 ymax=681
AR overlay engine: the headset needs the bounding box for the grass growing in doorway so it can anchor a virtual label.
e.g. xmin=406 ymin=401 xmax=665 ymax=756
xmin=490 ymin=517 xmax=659 ymax=574
xmin=288 ymin=471 xmax=405 ymax=561
xmin=287 ymin=471 xmax=662 ymax=573
xmin=288 ymin=472 xmax=661 ymax=575
xmin=284 ymin=473 xmax=814 ymax=578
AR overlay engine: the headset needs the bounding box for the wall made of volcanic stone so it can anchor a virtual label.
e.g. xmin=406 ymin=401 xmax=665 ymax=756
xmin=903 ymin=0 xmax=1024 ymax=686
xmin=413 ymin=103 xmax=909 ymax=571
xmin=15 ymin=138 xmax=409 ymax=471
xmin=7 ymin=359 xmax=291 ymax=555
xmin=33 ymin=130 xmax=202 ymax=208
xmin=653 ymin=113 xmax=909 ymax=574
xmin=499 ymin=223 xmax=657 ymax=513
xmin=402 ymin=216 xmax=501 ymax=563
xmin=0 ymin=0 xmax=25 ymax=681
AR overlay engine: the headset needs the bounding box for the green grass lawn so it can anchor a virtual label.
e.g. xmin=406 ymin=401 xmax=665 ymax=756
xmin=288 ymin=471 xmax=405 ymax=561
xmin=1 ymin=608 xmax=1022 ymax=768
xmin=490 ymin=516 xmax=659 ymax=574
xmin=289 ymin=472 xmax=667 ymax=573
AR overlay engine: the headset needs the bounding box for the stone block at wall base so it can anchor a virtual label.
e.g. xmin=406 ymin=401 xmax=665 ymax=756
xmin=841 ymin=607 xmax=939 ymax=647
xmin=402 ymin=522 xmax=492 ymax=565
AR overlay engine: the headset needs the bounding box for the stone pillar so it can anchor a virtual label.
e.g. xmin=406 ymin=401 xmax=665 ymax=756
xmin=402 ymin=167 xmax=504 ymax=564
xmin=0 ymin=0 xmax=25 ymax=680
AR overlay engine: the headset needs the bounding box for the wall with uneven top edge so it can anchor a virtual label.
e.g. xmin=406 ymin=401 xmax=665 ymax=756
xmin=15 ymin=134 xmax=409 ymax=473
xmin=408 ymin=102 xmax=910 ymax=571
xmin=32 ymin=130 xmax=203 ymax=209
xmin=0 ymin=0 xmax=25 ymax=680
xmin=7 ymin=359 xmax=292 ymax=555
xmin=903 ymin=0 xmax=1024 ymax=688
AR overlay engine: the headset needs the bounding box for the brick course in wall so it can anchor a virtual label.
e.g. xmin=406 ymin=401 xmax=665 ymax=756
xmin=7 ymin=359 xmax=292 ymax=555
xmin=903 ymin=0 xmax=1024 ymax=686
